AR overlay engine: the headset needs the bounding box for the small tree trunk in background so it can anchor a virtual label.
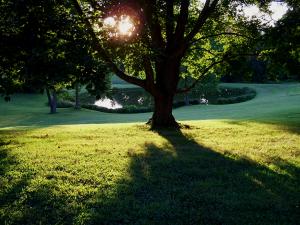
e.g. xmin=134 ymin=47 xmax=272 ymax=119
xmin=74 ymin=82 xmax=80 ymax=109
xmin=46 ymin=88 xmax=52 ymax=107
xmin=46 ymin=88 xmax=57 ymax=114
xmin=184 ymin=95 xmax=189 ymax=105
xmin=52 ymin=89 xmax=57 ymax=113
xmin=184 ymin=77 xmax=189 ymax=105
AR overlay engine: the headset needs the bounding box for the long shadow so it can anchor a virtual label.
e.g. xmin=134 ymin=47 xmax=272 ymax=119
xmin=0 ymin=128 xmax=299 ymax=224
xmin=87 ymin=128 xmax=300 ymax=225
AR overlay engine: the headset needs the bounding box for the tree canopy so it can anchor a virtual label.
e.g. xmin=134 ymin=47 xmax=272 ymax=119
xmin=221 ymin=2 xmax=300 ymax=82
xmin=71 ymin=0 xmax=277 ymax=128
xmin=1 ymin=0 xmax=297 ymax=126
xmin=0 ymin=0 xmax=110 ymax=112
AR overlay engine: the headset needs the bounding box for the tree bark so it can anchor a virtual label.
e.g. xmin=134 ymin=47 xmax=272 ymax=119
xmin=148 ymin=58 xmax=182 ymax=129
xmin=150 ymin=94 xmax=179 ymax=129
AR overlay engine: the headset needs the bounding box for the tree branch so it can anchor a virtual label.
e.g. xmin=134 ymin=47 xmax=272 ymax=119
xmin=71 ymin=0 xmax=146 ymax=88
xmin=143 ymin=1 xmax=165 ymax=50
xmin=176 ymin=52 xmax=259 ymax=93
xmin=185 ymin=0 xmax=219 ymax=45
xmin=173 ymin=0 xmax=190 ymax=46
xmin=143 ymin=56 xmax=155 ymax=90
xmin=166 ymin=0 xmax=175 ymax=46
xmin=176 ymin=59 xmax=224 ymax=93
xmin=189 ymin=46 xmax=222 ymax=57
xmin=190 ymin=32 xmax=252 ymax=45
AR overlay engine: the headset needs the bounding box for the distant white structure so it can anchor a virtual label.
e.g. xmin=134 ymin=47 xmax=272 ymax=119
xmin=94 ymin=97 xmax=123 ymax=109
xmin=137 ymin=97 xmax=144 ymax=105
xmin=200 ymin=98 xmax=208 ymax=104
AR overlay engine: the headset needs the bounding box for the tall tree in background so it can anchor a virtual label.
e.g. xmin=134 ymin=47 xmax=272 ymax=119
xmin=0 ymin=0 xmax=110 ymax=113
xmin=72 ymin=0 xmax=267 ymax=128
xmin=220 ymin=1 xmax=299 ymax=83
xmin=263 ymin=4 xmax=300 ymax=80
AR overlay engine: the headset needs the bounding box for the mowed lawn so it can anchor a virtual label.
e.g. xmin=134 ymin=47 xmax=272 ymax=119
xmin=0 ymin=83 xmax=300 ymax=224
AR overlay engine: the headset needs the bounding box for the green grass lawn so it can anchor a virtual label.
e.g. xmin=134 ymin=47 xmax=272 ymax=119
xmin=0 ymin=83 xmax=300 ymax=224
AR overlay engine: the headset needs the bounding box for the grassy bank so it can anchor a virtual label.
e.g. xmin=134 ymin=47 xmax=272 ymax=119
xmin=1 ymin=83 xmax=300 ymax=128
xmin=0 ymin=83 xmax=299 ymax=224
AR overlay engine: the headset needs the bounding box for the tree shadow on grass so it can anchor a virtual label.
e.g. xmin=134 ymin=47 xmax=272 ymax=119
xmin=0 ymin=128 xmax=299 ymax=225
xmin=88 ymin=128 xmax=300 ymax=225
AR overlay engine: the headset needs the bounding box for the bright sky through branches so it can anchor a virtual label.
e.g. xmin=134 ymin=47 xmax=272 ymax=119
xmin=238 ymin=1 xmax=289 ymax=26
xmin=197 ymin=0 xmax=288 ymax=26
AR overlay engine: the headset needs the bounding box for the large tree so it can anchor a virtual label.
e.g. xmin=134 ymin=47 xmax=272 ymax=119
xmin=0 ymin=0 xmax=109 ymax=113
xmin=71 ymin=0 xmax=268 ymax=128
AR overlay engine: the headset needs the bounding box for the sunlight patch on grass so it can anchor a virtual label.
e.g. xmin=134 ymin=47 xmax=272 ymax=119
xmin=1 ymin=120 xmax=299 ymax=224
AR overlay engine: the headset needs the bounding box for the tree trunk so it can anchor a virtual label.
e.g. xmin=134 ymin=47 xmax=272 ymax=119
xmin=184 ymin=76 xmax=189 ymax=105
xmin=150 ymin=94 xmax=179 ymax=129
xmin=148 ymin=59 xmax=182 ymax=129
xmin=52 ymin=89 xmax=57 ymax=113
xmin=46 ymin=88 xmax=57 ymax=114
xmin=74 ymin=82 xmax=80 ymax=109
xmin=184 ymin=94 xmax=189 ymax=105
xmin=46 ymin=88 xmax=52 ymax=106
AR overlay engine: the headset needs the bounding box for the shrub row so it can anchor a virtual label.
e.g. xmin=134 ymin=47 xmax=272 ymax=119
xmin=81 ymin=99 xmax=205 ymax=114
xmin=82 ymin=104 xmax=152 ymax=113
xmin=216 ymin=93 xmax=256 ymax=104
xmin=56 ymin=100 xmax=74 ymax=108
xmin=58 ymin=87 xmax=256 ymax=112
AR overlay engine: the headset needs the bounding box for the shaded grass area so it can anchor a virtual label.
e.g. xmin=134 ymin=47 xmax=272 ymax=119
xmin=0 ymin=83 xmax=300 ymax=224
xmin=0 ymin=121 xmax=299 ymax=225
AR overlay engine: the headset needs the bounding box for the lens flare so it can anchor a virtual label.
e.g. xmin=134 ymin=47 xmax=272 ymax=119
xmin=118 ymin=16 xmax=134 ymax=36
xmin=103 ymin=17 xmax=116 ymax=27
xmin=103 ymin=15 xmax=136 ymax=38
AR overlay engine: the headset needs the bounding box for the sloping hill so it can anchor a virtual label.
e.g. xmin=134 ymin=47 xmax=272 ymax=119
xmin=0 ymin=83 xmax=299 ymax=128
xmin=0 ymin=83 xmax=299 ymax=225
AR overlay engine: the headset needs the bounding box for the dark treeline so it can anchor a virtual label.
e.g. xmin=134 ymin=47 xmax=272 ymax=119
xmin=221 ymin=5 xmax=300 ymax=83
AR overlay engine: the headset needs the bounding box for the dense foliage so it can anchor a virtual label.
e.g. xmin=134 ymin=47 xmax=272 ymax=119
xmin=0 ymin=0 xmax=110 ymax=112
xmin=221 ymin=3 xmax=300 ymax=82
xmin=1 ymin=0 xmax=298 ymax=125
xmin=70 ymin=0 xmax=276 ymax=127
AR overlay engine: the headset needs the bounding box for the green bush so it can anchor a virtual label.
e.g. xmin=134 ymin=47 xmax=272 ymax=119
xmin=67 ymin=85 xmax=256 ymax=113
xmin=177 ymin=74 xmax=219 ymax=103
xmin=58 ymin=91 xmax=74 ymax=102
xmin=57 ymin=100 xmax=74 ymax=108
xmin=216 ymin=93 xmax=256 ymax=105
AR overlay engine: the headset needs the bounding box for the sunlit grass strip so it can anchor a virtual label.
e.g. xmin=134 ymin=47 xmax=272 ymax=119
xmin=1 ymin=120 xmax=299 ymax=224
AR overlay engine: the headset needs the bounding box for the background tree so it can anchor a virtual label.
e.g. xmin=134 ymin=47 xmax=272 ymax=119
xmin=0 ymin=0 xmax=109 ymax=113
xmin=220 ymin=1 xmax=299 ymax=83
xmin=72 ymin=0 xmax=271 ymax=128
xmin=262 ymin=4 xmax=300 ymax=81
